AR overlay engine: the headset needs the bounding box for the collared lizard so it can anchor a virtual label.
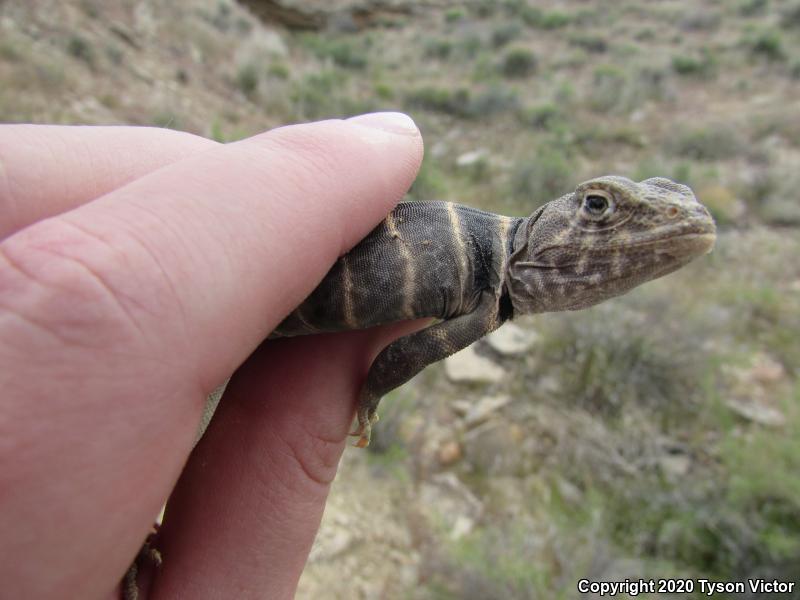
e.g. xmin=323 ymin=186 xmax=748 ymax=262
xmin=123 ymin=174 xmax=715 ymax=599
xmin=269 ymin=174 xmax=716 ymax=447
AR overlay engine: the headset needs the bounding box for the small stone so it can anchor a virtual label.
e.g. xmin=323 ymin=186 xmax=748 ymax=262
xmin=751 ymin=353 xmax=786 ymax=384
xmin=658 ymin=453 xmax=691 ymax=477
xmin=463 ymin=395 xmax=513 ymax=428
xmin=445 ymin=345 xmax=504 ymax=383
xmin=486 ymin=322 xmax=539 ymax=356
xmin=450 ymin=399 xmax=472 ymax=417
xmin=308 ymin=529 xmax=354 ymax=563
xmin=455 ymin=148 xmax=488 ymax=168
xmin=726 ymin=398 xmax=786 ymax=427
xmin=438 ymin=439 xmax=462 ymax=466
xmin=450 ymin=515 xmax=475 ymax=540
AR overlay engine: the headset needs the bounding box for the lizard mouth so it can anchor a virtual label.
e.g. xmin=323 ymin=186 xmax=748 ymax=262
xmin=655 ymin=231 xmax=717 ymax=258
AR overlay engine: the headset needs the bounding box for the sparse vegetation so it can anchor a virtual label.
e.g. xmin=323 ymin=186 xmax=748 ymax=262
xmin=671 ymin=49 xmax=717 ymax=76
xmin=509 ymin=148 xmax=573 ymax=206
xmin=500 ymin=47 xmax=537 ymax=78
xmin=491 ymin=22 xmax=522 ymax=48
xmin=66 ymin=35 xmax=94 ymax=67
xmin=666 ymin=124 xmax=743 ymax=161
xmin=235 ymin=63 xmax=259 ymax=98
xmin=3 ymin=2 xmax=800 ymax=597
xmin=747 ymin=29 xmax=786 ymax=61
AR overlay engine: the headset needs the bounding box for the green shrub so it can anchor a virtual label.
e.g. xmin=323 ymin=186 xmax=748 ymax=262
xmin=466 ymin=85 xmax=520 ymax=117
xmin=373 ymin=81 xmax=394 ymax=100
xmin=457 ymin=33 xmax=483 ymax=58
xmin=290 ymin=71 xmax=344 ymax=119
xmin=739 ymin=0 xmax=768 ymax=16
xmin=543 ymin=303 xmax=702 ymax=416
xmin=445 ymin=8 xmax=466 ymax=23
xmin=405 ymin=86 xmax=470 ymax=117
xmin=666 ymin=124 xmax=743 ymax=161
xmin=517 ymin=103 xmax=564 ymax=131
xmin=519 ymin=7 xmax=572 ymax=29
xmin=568 ymin=33 xmax=608 ymax=53
xmin=509 ymin=148 xmax=572 ymax=206
xmin=471 ymin=0 xmax=497 ymax=18
xmin=267 ymin=62 xmax=289 ymax=79
xmin=671 ymin=50 xmax=717 ymax=76
xmin=0 ymin=40 xmax=20 ymax=61
xmin=407 ymin=155 xmax=447 ymax=200
xmin=748 ymin=30 xmax=786 ymax=61
xmin=679 ymin=9 xmax=721 ymax=32
xmin=501 ymin=47 xmax=537 ymax=78
xmin=423 ymin=37 xmax=453 ymax=59
xmin=304 ymin=36 xmax=368 ymax=69
xmin=405 ymin=85 xmax=518 ymax=119
xmin=491 ymin=22 xmax=522 ymax=48
xmin=66 ymin=35 xmax=94 ymax=67
xmin=586 ymin=65 xmax=627 ymax=113
xmin=780 ymin=1 xmax=800 ymax=28
xmin=236 ymin=64 xmax=259 ymax=98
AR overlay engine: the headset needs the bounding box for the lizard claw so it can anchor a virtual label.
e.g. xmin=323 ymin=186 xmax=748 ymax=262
xmin=348 ymin=411 xmax=379 ymax=448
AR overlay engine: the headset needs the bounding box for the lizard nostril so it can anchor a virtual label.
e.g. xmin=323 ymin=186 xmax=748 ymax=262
xmin=667 ymin=206 xmax=679 ymax=219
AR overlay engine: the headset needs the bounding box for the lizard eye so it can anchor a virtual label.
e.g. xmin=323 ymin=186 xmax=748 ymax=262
xmin=582 ymin=190 xmax=613 ymax=217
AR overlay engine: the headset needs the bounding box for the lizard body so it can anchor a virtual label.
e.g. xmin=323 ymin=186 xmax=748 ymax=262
xmin=270 ymin=175 xmax=717 ymax=446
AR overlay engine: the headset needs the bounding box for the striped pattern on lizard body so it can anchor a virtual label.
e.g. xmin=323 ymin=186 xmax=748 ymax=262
xmin=266 ymin=175 xmax=716 ymax=447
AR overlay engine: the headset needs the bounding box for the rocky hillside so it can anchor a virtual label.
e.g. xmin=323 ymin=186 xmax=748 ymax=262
xmin=2 ymin=0 xmax=799 ymax=597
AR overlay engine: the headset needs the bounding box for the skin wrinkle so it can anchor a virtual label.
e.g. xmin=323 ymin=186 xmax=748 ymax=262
xmin=37 ymin=218 xmax=165 ymax=345
xmin=0 ymin=226 xmax=146 ymax=350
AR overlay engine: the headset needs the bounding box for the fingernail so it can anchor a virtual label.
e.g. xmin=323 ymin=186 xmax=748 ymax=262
xmin=347 ymin=112 xmax=419 ymax=136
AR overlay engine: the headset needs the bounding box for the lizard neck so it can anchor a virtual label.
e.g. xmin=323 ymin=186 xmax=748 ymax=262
xmin=497 ymin=216 xmax=525 ymax=322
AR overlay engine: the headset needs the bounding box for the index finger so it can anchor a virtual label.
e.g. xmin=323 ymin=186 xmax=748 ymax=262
xmin=0 ymin=125 xmax=218 ymax=238
xmin=0 ymin=113 xmax=423 ymax=598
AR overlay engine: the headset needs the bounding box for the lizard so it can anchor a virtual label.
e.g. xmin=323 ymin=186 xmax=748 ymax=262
xmin=123 ymin=174 xmax=715 ymax=599
xmin=267 ymin=174 xmax=716 ymax=447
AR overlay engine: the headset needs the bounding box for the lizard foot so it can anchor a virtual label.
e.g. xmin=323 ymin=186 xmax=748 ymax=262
xmin=348 ymin=408 xmax=379 ymax=448
xmin=122 ymin=526 xmax=162 ymax=600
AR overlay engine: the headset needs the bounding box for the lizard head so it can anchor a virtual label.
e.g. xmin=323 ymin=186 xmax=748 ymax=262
xmin=507 ymin=175 xmax=716 ymax=314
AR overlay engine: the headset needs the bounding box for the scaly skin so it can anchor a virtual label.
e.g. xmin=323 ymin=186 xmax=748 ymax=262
xmin=270 ymin=175 xmax=717 ymax=446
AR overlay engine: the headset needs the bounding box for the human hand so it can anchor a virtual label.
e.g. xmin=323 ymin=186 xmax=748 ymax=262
xmin=0 ymin=114 xmax=423 ymax=598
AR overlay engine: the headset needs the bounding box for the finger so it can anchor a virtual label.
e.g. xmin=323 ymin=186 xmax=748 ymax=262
xmin=0 ymin=114 xmax=422 ymax=598
xmin=0 ymin=125 xmax=218 ymax=238
xmin=151 ymin=318 xmax=426 ymax=599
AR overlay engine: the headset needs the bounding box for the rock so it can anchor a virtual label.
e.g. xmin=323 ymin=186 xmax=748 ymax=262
xmin=486 ymin=322 xmax=539 ymax=356
xmin=417 ymin=473 xmax=483 ymax=538
xmin=750 ymin=353 xmax=786 ymax=384
xmin=238 ymin=0 xmax=324 ymax=30
xmin=450 ymin=399 xmax=471 ymax=417
xmin=445 ymin=345 xmax=504 ymax=383
xmin=450 ymin=515 xmax=474 ymax=541
xmin=437 ymin=439 xmax=462 ymax=466
xmin=455 ymin=148 xmax=488 ymax=168
xmin=658 ymin=453 xmax=691 ymax=477
xmin=463 ymin=395 xmax=513 ymax=428
xmin=237 ymin=0 xmax=413 ymax=31
xmin=308 ymin=529 xmax=355 ymax=563
xmin=555 ymin=477 xmax=583 ymax=505
xmin=726 ymin=398 xmax=786 ymax=427
xmin=463 ymin=421 xmax=528 ymax=476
